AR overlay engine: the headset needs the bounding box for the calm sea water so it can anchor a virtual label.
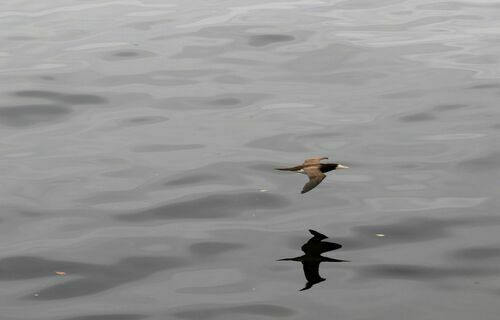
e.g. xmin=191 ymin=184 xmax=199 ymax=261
xmin=1 ymin=1 xmax=499 ymax=319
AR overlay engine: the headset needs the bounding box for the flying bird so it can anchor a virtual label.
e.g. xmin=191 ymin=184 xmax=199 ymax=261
xmin=276 ymin=157 xmax=348 ymax=194
xmin=278 ymin=229 xmax=348 ymax=291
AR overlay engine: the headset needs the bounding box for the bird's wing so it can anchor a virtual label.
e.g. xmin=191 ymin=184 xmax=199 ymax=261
xmin=302 ymin=157 xmax=328 ymax=166
xmin=301 ymin=261 xmax=324 ymax=284
xmin=301 ymin=168 xmax=326 ymax=194
xmin=309 ymin=229 xmax=328 ymax=240
xmin=300 ymin=261 xmax=326 ymax=291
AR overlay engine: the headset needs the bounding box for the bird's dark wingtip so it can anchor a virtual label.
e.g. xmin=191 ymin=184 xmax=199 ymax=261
xmin=309 ymin=229 xmax=328 ymax=240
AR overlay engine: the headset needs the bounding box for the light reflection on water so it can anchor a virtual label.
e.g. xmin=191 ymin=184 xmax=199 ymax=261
xmin=0 ymin=0 xmax=499 ymax=319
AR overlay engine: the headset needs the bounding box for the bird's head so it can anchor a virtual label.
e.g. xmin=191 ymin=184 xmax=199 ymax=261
xmin=335 ymin=164 xmax=349 ymax=170
xmin=321 ymin=163 xmax=349 ymax=173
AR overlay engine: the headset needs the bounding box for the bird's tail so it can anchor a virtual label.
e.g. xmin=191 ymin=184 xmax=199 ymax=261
xmin=277 ymin=257 xmax=302 ymax=261
xmin=275 ymin=165 xmax=302 ymax=171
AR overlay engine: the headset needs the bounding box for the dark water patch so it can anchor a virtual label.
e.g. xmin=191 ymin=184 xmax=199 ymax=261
xmin=395 ymin=163 xmax=420 ymax=169
xmin=286 ymin=44 xmax=364 ymax=73
xmin=0 ymin=256 xmax=93 ymax=280
xmin=118 ymin=116 xmax=169 ymax=127
xmin=247 ymin=34 xmax=295 ymax=47
xmin=355 ymin=263 xmax=500 ymax=282
xmin=457 ymin=152 xmax=500 ymax=172
xmin=172 ymin=45 xmax=226 ymax=59
xmin=170 ymin=304 xmax=295 ymax=319
xmin=13 ymin=90 xmax=108 ymax=105
xmin=1 ymin=256 xmax=188 ymax=300
xmin=114 ymin=51 xmax=141 ymax=57
xmin=156 ymin=161 xmax=262 ymax=189
xmin=380 ymin=89 xmax=427 ymax=99
xmin=116 ymin=192 xmax=290 ymax=222
xmin=7 ymin=35 xmax=37 ymax=41
xmin=357 ymin=264 xmax=438 ymax=281
xmin=209 ymin=97 xmax=239 ymax=106
xmin=154 ymin=24 xmax=256 ymax=40
xmin=18 ymin=210 xmax=43 ymax=218
xmin=61 ymin=314 xmax=148 ymax=320
xmin=301 ymin=131 xmax=342 ymax=139
xmin=452 ymin=53 xmax=499 ymax=65
xmin=156 ymin=93 xmax=269 ymax=110
xmin=80 ymin=189 xmax=148 ymax=205
xmin=159 ymin=25 xmax=300 ymax=54
xmin=338 ymin=15 xmax=480 ymax=32
xmin=165 ymin=69 xmax=223 ymax=78
xmin=433 ymin=103 xmax=468 ymax=111
xmin=177 ymin=281 xmax=252 ymax=295
xmin=334 ymin=217 xmax=485 ymax=251
xmin=132 ymin=144 xmax=204 ymax=153
xmin=214 ymin=75 xmax=251 ymax=84
xmin=417 ymin=2 xmax=464 ymax=10
xmin=211 ymin=56 xmax=262 ymax=66
xmin=98 ymin=72 xmax=196 ymax=86
xmin=334 ymin=0 xmax=403 ymax=9
xmin=248 ymin=163 xmax=279 ymax=172
xmin=468 ymin=83 xmax=500 ymax=90
xmin=451 ymin=247 xmax=500 ymax=261
xmin=39 ymin=75 xmax=56 ymax=81
xmin=364 ymin=142 xmax=444 ymax=157
xmin=419 ymin=1 xmax=500 ymax=10
xmin=190 ymin=242 xmax=246 ymax=256
xmin=164 ymin=173 xmax=221 ymax=186
xmin=0 ymin=104 xmax=71 ymax=126
xmin=399 ymin=112 xmax=435 ymax=122
xmin=246 ymin=134 xmax=310 ymax=152
xmin=101 ymin=49 xmax=156 ymax=61
xmin=126 ymin=19 xmax=171 ymax=31
xmin=391 ymin=10 xmax=413 ymax=15
xmin=272 ymin=70 xmax=387 ymax=85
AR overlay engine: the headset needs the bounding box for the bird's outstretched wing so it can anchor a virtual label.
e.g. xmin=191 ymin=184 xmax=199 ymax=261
xmin=302 ymin=157 xmax=328 ymax=166
xmin=301 ymin=168 xmax=326 ymax=194
xmin=300 ymin=261 xmax=325 ymax=291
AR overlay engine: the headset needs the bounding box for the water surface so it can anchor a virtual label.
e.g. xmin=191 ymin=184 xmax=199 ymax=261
xmin=0 ymin=0 xmax=499 ymax=319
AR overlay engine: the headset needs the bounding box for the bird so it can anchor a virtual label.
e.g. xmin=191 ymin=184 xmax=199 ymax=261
xmin=278 ymin=229 xmax=348 ymax=291
xmin=275 ymin=157 xmax=348 ymax=194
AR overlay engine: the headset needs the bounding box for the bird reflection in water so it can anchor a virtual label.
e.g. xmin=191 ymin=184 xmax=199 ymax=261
xmin=278 ymin=229 xmax=348 ymax=291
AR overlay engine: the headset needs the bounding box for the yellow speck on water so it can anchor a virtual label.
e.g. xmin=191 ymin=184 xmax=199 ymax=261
xmin=375 ymin=234 xmax=385 ymax=237
xmin=55 ymin=271 xmax=66 ymax=276
xmin=259 ymin=189 xmax=268 ymax=192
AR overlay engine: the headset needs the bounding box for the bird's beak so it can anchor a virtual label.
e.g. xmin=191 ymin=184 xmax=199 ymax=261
xmin=337 ymin=164 xmax=349 ymax=169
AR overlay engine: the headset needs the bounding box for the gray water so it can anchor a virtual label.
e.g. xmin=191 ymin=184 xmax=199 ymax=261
xmin=1 ymin=0 xmax=500 ymax=319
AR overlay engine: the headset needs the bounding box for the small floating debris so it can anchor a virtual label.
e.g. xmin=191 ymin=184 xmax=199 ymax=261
xmin=55 ymin=271 xmax=66 ymax=276
xmin=259 ymin=189 xmax=268 ymax=192
xmin=375 ymin=234 xmax=385 ymax=237
xmin=33 ymin=293 xmax=39 ymax=297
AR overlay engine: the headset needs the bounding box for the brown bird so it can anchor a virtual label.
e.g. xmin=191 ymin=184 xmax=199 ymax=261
xmin=276 ymin=157 xmax=348 ymax=194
